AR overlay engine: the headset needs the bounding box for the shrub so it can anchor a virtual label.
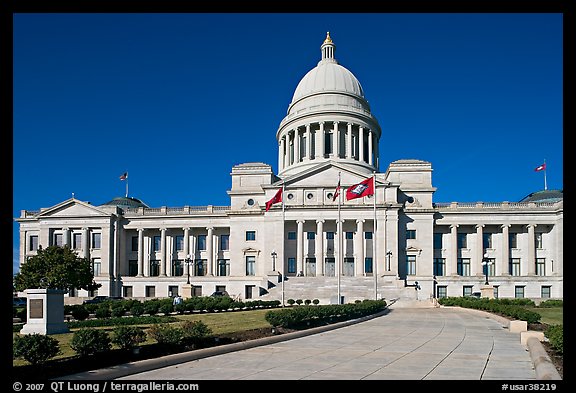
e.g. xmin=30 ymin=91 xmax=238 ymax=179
xmin=130 ymin=302 xmax=145 ymax=317
xmin=112 ymin=326 xmax=147 ymax=350
xmin=545 ymin=325 xmax=563 ymax=354
xmin=313 ymin=299 xmax=320 ymax=305
xmin=70 ymin=305 xmax=90 ymax=321
xmin=16 ymin=307 xmax=27 ymax=322
xmin=13 ymin=334 xmax=61 ymax=365
xmin=148 ymin=324 xmax=183 ymax=346
xmin=304 ymin=299 xmax=312 ymax=305
xmin=181 ymin=320 xmax=212 ymax=346
xmin=143 ymin=300 xmax=161 ymax=315
xmin=159 ymin=303 xmax=174 ymax=316
xmin=287 ymin=299 xmax=295 ymax=306
xmin=539 ymin=299 xmax=563 ymax=308
xmin=110 ymin=302 xmax=126 ymax=318
xmin=95 ymin=304 xmax=111 ymax=319
xmin=71 ymin=328 xmax=112 ymax=356
xmin=295 ymin=299 xmax=303 ymax=305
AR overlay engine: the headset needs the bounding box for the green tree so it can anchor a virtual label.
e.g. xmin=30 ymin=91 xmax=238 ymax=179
xmin=13 ymin=245 xmax=100 ymax=292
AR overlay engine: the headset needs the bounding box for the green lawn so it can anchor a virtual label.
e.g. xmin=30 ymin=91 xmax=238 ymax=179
xmin=529 ymin=307 xmax=563 ymax=326
xmin=13 ymin=308 xmax=273 ymax=367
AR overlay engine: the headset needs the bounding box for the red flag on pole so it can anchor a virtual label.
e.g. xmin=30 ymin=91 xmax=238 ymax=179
xmin=346 ymin=177 xmax=374 ymax=201
xmin=534 ymin=163 xmax=546 ymax=172
xmin=119 ymin=172 xmax=128 ymax=180
xmin=332 ymin=180 xmax=341 ymax=202
xmin=265 ymin=188 xmax=283 ymax=211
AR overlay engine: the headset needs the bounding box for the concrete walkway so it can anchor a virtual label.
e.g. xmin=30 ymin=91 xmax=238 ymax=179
xmin=69 ymin=307 xmax=541 ymax=380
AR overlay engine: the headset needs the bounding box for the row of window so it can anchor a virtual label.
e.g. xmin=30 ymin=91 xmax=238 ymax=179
xmin=145 ymin=234 xmax=231 ymax=253
xmin=432 ymin=258 xmax=548 ymax=276
xmin=29 ymin=233 xmax=102 ymax=251
xmin=436 ymin=285 xmax=553 ymax=299
xmin=122 ymin=284 xmax=259 ymax=300
xmin=287 ymin=231 xmax=373 ymax=240
xmin=434 ymin=232 xmax=544 ymax=249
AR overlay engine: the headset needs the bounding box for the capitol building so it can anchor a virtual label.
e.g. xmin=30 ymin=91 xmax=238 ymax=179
xmin=16 ymin=33 xmax=563 ymax=304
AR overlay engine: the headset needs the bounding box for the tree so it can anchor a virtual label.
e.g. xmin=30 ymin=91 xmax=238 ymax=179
xmin=14 ymin=245 xmax=101 ymax=292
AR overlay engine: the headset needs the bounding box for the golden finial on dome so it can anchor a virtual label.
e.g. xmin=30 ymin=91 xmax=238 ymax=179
xmin=324 ymin=31 xmax=333 ymax=44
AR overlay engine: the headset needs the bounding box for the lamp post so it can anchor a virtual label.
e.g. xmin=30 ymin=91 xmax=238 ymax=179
xmin=185 ymin=254 xmax=193 ymax=285
xmin=271 ymin=250 xmax=277 ymax=271
xmin=386 ymin=250 xmax=392 ymax=271
xmin=481 ymin=253 xmax=493 ymax=285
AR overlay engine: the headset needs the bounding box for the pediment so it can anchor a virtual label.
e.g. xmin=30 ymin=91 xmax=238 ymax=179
xmin=37 ymin=198 xmax=113 ymax=218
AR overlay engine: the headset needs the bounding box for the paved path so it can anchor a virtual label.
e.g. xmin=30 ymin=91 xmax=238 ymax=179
xmin=117 ymin=307 xmax=537 ymax=380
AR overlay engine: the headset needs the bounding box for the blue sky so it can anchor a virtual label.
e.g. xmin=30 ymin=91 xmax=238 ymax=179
xmin=12 ymin=13 xmax=563 ymax=273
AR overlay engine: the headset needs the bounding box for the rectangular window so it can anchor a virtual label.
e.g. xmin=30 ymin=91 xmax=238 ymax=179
xmin=287 ymin=231 xmax=297 ymax=240
xmin=288 ymin=257 xmax=296 ymax=274
xmin=92 ymin=233 xmax=101 ymax=249
xmin=220 ymin=235 xmax=230 ymax=250
xmin=541 ymin=286 xmax=551 ymax=299
xmin=406 ymin=255 xmax=416 ymax=275
xmin=406 ymin=230 xmax=416 ymax=240
xmin=92 ymin=258 xmax=102 ymax=276
xmin=515 ymin=286 xmax=525 ymax=299
xmin=128 ymin=260 xmax=138 ymax=276
xmin=457 ymin=258 xmax=471 ymax=276
xmin=326 ymin=232 xmax=334 ymax=240
xmin=345 ymin=232 xmax=354 ymax=240
xmin=364 ymin=257 xmax=373 ymax=274
xmin=246 ymin=255 xmax=256 ymax=276
xmin=168 ymin=285 xmax=179 ymax=297
xmin=73 ymin=233 xmax=82 ymax=249
xmin=437 ymin=286 xmax=448 ymax=299
xmin=131 ymin=236 xmax=139 ymax=252
xmin=149 ymin=260 xmax=160 ymax=277
xmin=172 ymin=260 xmax=183 ymax=276
xmin=245 ymin=285 xmax=255 ymax=300
xmin=463 ymin=286 xmax=473 ymax=297
xmin=307 ymin=232 xmax=316 ymax=240
xmin=153 ymin=236 xmax=161 ymax=252
xmin=457 ymin=233 xmax=467 ymax=249
xmin=29 ymin=235 xmax=38 ymax=251
xmin=197 ymin=235 xmax=206 ymax=251
xmin=483 ymin=233 xmax=492 ymax=249
xmin=175 ymin=236 xmax=184 ymax=251
xmin=493 ymin=285 xmax=499 ymax=299
xmin=325 ymin=132 xmax=333 ymax=155
xmin=217 ymin=259 xmax=230 ymax=276
xmin=145 ymin=286 xmax=156 ymax=298
xmin=54 ymin=233 xmax=63 ymax=247
xmin=364 ymin=231 xmax=373 ymax=240
xmin=433 ymin=233 xmax=443 ymax=249
xmin=509 ymin=233 xmax=518 ymax=249
xmin=343 ymin=257 xmax=354 ymax=276
xmin=536 ymin=258 xmax=546 ymax=276
xmin=535 ymin=233 xmax=543 ymax=249
xmin=123 ymin=286 xmax=133 ymax=298
xmin=325 ymin=257 xmax=335 ymax=277
xmin=194 ymin=259 xmax=206 ymax=276
xmin=433 ymin=258 xmax=445 ymax=276
xmin=510 ymin=258 xmax=521 ymax=276
xmin=246 ymin=231 xmax=256 ymax=241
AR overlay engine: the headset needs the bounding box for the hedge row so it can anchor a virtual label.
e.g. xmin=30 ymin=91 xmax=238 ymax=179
xmin=265 ymin=299 xmax=387 ymax=329
xmin=437 ymin=297 xmax=541 ymax=324
xmin=544 ymin=325 xmax=563 ymax=354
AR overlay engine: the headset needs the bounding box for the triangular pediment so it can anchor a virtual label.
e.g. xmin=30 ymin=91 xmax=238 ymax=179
xmin=270 ymin=161 xmax=386 ymax=190
xmin=37 ymin=198 xmax=113 ymax=218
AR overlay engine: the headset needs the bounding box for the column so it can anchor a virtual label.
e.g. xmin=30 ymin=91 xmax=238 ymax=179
xmin=214 ymin=233 xmax=220 ymax=275
xmin=316 ymin=122 xmax=324 ymax=159
xmin=333 ymin=121 xmax=339 ymax=158
xmin=283 ymin=135 xmax=289 ymax=169
xmin=359 ymin=126 xmax=365 ymax=163
xmin=449 ymin=224 xmax=459 ymax=276
xmin=190 ymin=233 xmax=197 ymax=276
xmin=305 ymin=124 xmax=311 ymax=160
xmin=62 ymin=228 xmax=70 ymax=247
xmin=527 ymin=224 xmax=537 ymax=275
xmin=294 ymin=127 xmax=300 ymax=164
xmin=501 ymin=224 xmax=510 ymax=276
xmin=206 ymin=227 xmax=214 ymax=276
xmin=368 ymin=130 xmax=373 ymax=165
xmin=374 ymin=136 xmax=380 ymax=170
xmin=166 ymin=233 xmax=172 ymax=277
xmin=82 ymin=227 xmax=90 ymax=259
xmin=315 ymin=220 xmax=324 ymax=276
xmin=137 ymin=228 xmax=144 ymax=276
xmin=346 ymin=123 xmax=352 ymax=159
xmin=183 ymin=227 xmax=190 ymax=277
xmin=296 ymin=220 xmax=305 ymax=275
xmin=279 ymin=138 xmax=285 ymax=171
xmin=336 ymin=219 xmax=343 ymax=278
xmin=474 ymin=224 xmax=484 ymax=276
xmin=160 ymin=228 xmax=167 ymax=276
xmin=356 ymin=220 xmax=365 ymax=276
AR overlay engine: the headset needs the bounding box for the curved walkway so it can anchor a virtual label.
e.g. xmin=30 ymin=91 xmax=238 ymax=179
xmin=67 ymin=307 xmax=543 ymax=380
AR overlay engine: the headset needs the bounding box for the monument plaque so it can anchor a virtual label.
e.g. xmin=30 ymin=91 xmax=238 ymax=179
xmin=29 ymin=299 xmax=44 ymax=319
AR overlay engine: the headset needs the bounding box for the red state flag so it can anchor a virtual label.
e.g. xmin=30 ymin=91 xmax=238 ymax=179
xmin=332 ymin=180 xmax=341 ymax=201
xmin=534 ymin=163 xmax=546 ymax=172
xmin=265 ymin=188 xmax=283 ymax=211
xmin=346 ymin=177 xmax=374 ymax=201
xmin=119 ymin=172 xmax=128 ymax=180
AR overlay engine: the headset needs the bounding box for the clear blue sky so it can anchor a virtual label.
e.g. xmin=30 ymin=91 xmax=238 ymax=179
xmin=12 ymin=13 xmax=563 ymax=273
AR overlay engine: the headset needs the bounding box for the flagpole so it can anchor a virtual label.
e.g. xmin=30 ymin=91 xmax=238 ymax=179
xmin=281 ymin=181 xmax=286 ymax=307
xmin=126 ymin=175 xmax=129 ymax=198
xmin=337 ymin=171 xmax=341 ymax=305
xmin=543 ymin=159 xmax=547 ymax=190
xmin=373 ymin=172 xmax=377 ymax=300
